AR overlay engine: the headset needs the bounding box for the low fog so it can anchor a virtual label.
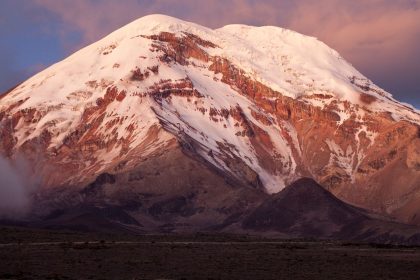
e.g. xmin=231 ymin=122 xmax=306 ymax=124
xmin=0 ymin=156 xmax=37 ymax=218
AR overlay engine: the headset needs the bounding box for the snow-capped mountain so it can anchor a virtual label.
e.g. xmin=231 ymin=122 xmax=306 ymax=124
xmin=0 ymin=15 xmax=419 ymax=227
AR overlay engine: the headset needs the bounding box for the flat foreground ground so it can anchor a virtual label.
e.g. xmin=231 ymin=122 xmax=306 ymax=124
xmin=1 ymin=227 xmax=420 ymax=279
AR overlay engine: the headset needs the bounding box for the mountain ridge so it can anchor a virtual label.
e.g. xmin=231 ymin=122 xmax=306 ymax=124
xmin=239 ymin=178 xmax=420 ymax=243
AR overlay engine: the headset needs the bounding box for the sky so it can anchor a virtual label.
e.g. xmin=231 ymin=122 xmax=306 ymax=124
xmin=0 ymin=0 xmax=419 ymax=108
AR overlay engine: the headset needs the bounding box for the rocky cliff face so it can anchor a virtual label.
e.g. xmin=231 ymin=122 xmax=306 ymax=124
xmin=0 ymin=15 xmax=419 ymax=226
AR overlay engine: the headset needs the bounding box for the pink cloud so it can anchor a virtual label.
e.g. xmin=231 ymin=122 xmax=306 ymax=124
xmin=286 ymin=1 xmax=419 ymax=59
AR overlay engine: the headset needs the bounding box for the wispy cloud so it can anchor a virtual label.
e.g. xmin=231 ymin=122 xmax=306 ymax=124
xmin=0 ymin=156 xmax=38 ymax=218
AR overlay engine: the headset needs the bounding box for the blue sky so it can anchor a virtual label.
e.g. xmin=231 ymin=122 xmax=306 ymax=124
xmin=0 ymin=0 xmax=419 ymax=108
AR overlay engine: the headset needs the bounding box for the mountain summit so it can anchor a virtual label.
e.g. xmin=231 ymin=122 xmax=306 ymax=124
xmin=0 ymin=15 xmax=419 ymax=227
